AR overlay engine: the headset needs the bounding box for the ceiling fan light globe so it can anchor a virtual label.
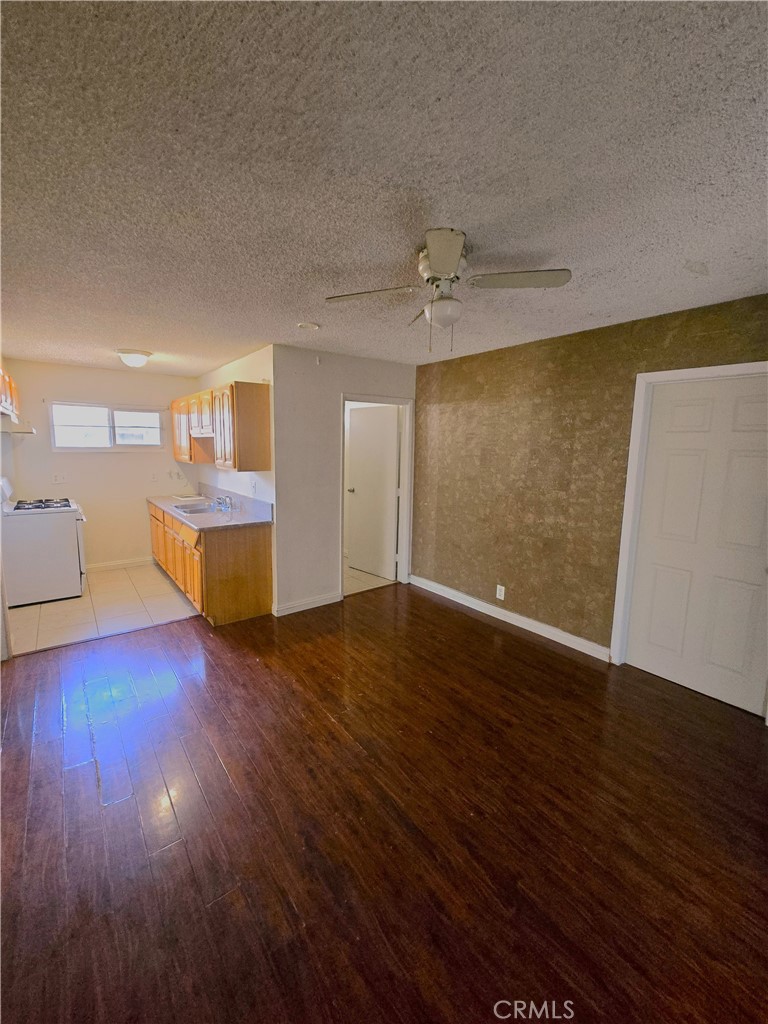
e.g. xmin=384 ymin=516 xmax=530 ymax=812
xmin=425 ymin=295 xmax=462 ymax=329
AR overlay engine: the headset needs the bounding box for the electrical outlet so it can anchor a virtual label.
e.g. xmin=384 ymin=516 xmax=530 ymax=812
xmin=150 ymin=472 xmax=159 ymax=482
xmin=496 ymin=584 xmax=505 ymax=601
xmin=52 ymin=473 xmax=67 ymax=484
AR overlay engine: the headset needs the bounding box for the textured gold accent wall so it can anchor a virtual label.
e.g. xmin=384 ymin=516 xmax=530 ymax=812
xmin=412 ymin=294 xmax=768 ymax=646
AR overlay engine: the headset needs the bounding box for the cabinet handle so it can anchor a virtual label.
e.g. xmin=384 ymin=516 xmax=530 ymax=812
xmin=347 ymin=488 xmax=355 ymax=493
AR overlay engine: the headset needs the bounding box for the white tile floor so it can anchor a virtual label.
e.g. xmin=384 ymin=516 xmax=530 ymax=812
xmin=343 ymin=558 xmax=395 ymax=596
xmin=8 ymin=563 xmax=198 ymax=654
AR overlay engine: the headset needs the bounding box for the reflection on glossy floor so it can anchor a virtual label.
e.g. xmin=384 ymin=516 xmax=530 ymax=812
xmin=2 ymin=584 xmax=766 ymax=1024
xmin=7 ymin=564 xmax=197 ymax=653
xmin=343 ymin=557 xmax=394 ymax=595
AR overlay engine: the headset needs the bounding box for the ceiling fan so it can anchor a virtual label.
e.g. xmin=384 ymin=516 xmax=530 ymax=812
xmin=325 ymin=228 xmax=571 ymax=330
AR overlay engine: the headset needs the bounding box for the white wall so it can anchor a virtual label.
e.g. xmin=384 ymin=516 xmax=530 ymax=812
xmin=1 ymin=434 xmax=15 ymax=490
xmin=3 ymin=360 xmax=199 ymax=567
xmin=195 ymin=346 xmax=274 ymax=504
xmin=272 ymin=345 xmax=416 ymax=614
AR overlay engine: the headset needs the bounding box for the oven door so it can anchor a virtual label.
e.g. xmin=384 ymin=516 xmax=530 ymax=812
xmin=2 ymin=511 xmax=83 ymax=605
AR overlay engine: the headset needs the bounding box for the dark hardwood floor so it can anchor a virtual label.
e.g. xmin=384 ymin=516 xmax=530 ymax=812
xmin=2 ymin=583 xmax=766 ymax=1024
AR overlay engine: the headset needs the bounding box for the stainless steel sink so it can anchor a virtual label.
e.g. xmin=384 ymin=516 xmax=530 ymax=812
xmin=174 ymin=502 xmax=217 ymax=514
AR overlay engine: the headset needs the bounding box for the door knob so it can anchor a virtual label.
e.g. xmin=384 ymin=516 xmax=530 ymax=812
xmin=347 ymin=488 xmax=355 ymax=493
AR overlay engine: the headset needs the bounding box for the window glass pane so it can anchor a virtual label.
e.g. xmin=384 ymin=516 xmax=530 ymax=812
xmin=51 ymin=404 xmax=111 ymax=447
xmin=113 ymin=410 xmax=161 ymax=446
xmin=52 ymin=404 xmax=110 ymax=427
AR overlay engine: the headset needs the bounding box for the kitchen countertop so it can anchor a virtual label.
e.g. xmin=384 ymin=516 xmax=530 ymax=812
xmin=147 ymin=494 xmax=273 ymax=532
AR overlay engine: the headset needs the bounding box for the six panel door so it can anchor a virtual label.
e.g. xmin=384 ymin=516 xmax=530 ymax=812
xmin=626 ymin=374 xmax=767 ymax=715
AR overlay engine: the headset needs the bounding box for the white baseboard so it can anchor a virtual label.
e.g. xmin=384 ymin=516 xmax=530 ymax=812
xmin=87 ymin=557 xmax=154 ymax=573
xmin=273 ymin=591 xmax=342 ymax=617
xmin=409 ymin=575 xmax=610 ymax=663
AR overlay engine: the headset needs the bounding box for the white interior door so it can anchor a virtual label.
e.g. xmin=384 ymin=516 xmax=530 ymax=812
xmin=346 ymin=405 xmax=399 ymax=580
xmin=626 ymin=373 xmax=767 ymax=715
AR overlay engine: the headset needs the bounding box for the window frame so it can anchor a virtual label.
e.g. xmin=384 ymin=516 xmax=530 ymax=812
xmin=49 ymin=401 xmax=167 ymax=452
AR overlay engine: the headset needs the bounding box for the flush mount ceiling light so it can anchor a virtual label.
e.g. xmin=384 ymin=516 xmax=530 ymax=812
xmin=117 ymin=349 xmax=152 ymax=368
xmin=296 ymin=322 xmax=320 ymax=330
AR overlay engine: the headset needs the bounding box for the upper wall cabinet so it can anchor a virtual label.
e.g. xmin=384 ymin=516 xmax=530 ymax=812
xmin=213 ymin=382 xmax=271 ymax=471
xmin=171 ymin=381 xmax=270 ymax=471
xmin=189 ymin=389 xmax=214 ymax=437
xmin=171 ymin=397 xmax=192 ymax=462
xmin=0 ymin=369 xmax=20 ymax=423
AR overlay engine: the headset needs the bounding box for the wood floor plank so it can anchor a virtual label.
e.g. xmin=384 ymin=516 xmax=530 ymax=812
xmin=64 ymin=760 xmax=102 ymax=845
xmin=64 ymin=827 xmax=115 ymax=1024
xmin=148 ymin=716 xmax=237 ymax=904
xmin=61 ymin=672 xmax=93 ymax=768
xmin=98 ymin=758 xmax=134 ymax=804
xmin=103 ymin=795 xmax=174 ymax=1023
xmin=129 ymin=749 xmax=182 ymax=853
xmin=150 ymin=839 xmax=233 ymax=1024
xmin=6 ymin=719 xmax=67 ymax=1015
xmin=83 ymin=676 xmax=116 ymax=726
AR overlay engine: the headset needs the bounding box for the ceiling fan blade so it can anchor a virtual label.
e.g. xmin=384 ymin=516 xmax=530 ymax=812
xmin=325 ymin=285 xmax=421 ymax=303
xmin=425 ymin=228 xmax=466 ymax=278
xmin=467 ymin=269 xmax=572 ymax=289
xmin=408 ymin=308 xmax=425 ymax=326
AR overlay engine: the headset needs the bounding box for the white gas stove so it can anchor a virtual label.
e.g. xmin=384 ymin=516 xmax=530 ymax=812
xmin=1 ymin=495 xmax=87 ymax=606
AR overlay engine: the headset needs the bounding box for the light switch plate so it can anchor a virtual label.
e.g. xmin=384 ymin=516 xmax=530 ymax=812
xmin=496 ymin=584 xmax=505 ymax=600
xmin=52 ymin=473 xmax=67 ymax=484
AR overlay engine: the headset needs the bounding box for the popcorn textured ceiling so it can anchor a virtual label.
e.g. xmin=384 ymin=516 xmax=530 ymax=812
xmin=2 ymin=2 xmax=766 ymax=376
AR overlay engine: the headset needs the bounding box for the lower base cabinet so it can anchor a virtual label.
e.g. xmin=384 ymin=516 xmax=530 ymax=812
xmin=148 ymin=503 xmax=271 ymax=625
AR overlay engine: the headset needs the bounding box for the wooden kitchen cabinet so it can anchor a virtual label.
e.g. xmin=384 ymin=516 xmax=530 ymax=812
xmin=171 ymin=398 xmax=191 ymax=463
xmin=163 ymin=524 xmax=177 ymax=577
xmin=0 ymin=368 xmax=20 ymax=422
xmin=189 ymin=389 xmax=214 ymax=437
xmin=171 ymin=380 xmax=269 ymax=471
xmin=213 ymin=385 xmax=234 ymax=468
xmin=147 ymin=501 xmax=271 ymax=623
xmin=213 ymin=382 xmax=270 ymax=471
xmin=172 ymin=395 xmax=214 ymax=465
xmin=173 ymin=534 xmax=186 ymax=587
xmin=183 ymin=543 xmax=202 ymax=609
xmin=149 ymin=509 xmax=166 ymax=567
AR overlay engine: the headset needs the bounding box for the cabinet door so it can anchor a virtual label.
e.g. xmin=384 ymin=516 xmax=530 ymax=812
xmin=171 ymin=398 xmax=192 ymax=463
xmin=199 ymin=390 xmax=213 ymax=435
xmin=183 ymin=544 xmax=203 ymax=612
xmin=213 ymin=385 xmax=235 ymax=469
xmin=191 ymin=547 xmax=202 ymax=610
xmin=188 ymin=393 xmax=202 ymax=435
xmin=213 ymin=389 xmax=224 ymax=464
xmin=0 ymin=371 xmax=11 ymax=414
xmin=150 ymin=515 xmax=164 ymax=564
xmin=164 ymin=525 xmax=175 ymax=571
xmin=173 ymin=535 xmax=186 ymax=589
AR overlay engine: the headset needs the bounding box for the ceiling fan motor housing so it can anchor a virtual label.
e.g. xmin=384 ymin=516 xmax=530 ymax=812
xmin=418 ymin=249 xmax=468 ymax=284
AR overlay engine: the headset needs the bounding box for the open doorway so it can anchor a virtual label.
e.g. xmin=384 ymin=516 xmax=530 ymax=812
xmin=343 ymin=400 xmax=409 ymax=597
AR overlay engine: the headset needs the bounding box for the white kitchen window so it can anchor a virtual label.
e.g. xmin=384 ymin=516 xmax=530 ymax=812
xmin=50 ymin=403 xmax=164 ymax=450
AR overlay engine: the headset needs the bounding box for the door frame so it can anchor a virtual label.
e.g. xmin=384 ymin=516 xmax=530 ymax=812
xmin=610 ymin=360 xmax=768 ymax=666
xmin=341 ymin=394 xmax=414 ymax=587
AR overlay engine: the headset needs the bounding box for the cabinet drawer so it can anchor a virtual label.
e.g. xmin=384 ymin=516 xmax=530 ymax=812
xmin=163 ymin=511 xmax=183 ymax=532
